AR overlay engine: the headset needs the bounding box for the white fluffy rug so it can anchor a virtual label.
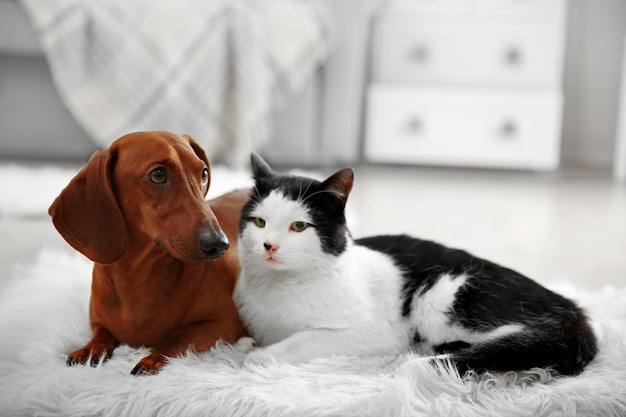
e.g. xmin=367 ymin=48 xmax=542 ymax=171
xmin=1 ymin=163 xmax=626 ymax=416
xmin=0 ymin=250 xmax=625 ymax=417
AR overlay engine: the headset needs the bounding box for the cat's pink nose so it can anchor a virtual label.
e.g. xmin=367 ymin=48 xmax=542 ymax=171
xmin=263 ymin=241 xmax=279 ymax=254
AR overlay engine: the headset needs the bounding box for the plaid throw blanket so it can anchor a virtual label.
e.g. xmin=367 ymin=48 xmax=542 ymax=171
xmin=19 ymin=0 xmax=332 ymax=166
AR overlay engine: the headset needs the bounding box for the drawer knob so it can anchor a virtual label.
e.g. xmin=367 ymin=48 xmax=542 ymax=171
xmin=504 ymin=47 xmax=523 ymax=66
xmin=499 ymin=120 xmax=518 ymax=139
xmin=409 ymin=44 xmax=430 ymax=63
xmin=405 ymin=117 xmax=424 ymax=135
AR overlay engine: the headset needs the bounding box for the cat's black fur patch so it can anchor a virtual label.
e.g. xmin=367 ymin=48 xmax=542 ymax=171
xmin=434 ymin=341 xmax=471 ymax=354
xmin=448 ymin=325 xmax=597 ymax=375
xmin=356 ymin=235 xmax=477 ymax=317
xmin=357 ymin=234 xmax=598 ymax=375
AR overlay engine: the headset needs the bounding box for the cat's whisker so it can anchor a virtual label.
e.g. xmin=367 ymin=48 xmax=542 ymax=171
xmin=301 ymin=189 xmax=344 ymax=203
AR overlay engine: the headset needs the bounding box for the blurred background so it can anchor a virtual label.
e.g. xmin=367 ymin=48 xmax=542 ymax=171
xmin=0 ymin=0 xmax=625 ymax=288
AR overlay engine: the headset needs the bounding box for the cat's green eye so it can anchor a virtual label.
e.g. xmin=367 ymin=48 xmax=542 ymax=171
xmin=290 ymin=221 xmax=309 ymax=232
xmin=253 ymin=217 xmax=266 ymax=228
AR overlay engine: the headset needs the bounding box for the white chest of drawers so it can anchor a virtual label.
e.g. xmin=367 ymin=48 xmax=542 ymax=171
xmin=364 ymin=0 xmax=568 ymax=170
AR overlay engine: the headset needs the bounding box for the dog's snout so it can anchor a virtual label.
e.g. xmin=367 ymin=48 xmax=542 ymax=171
xmin=199 ymin=230 xmax=230 ymax=259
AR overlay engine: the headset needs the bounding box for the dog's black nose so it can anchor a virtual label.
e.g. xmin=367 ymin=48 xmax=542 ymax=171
xmin=199 ymin=230 xmax=230 ymax=259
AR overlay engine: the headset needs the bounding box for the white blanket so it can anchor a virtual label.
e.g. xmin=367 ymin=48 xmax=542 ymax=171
xmin=18 ymin=0 xmax=331 ymax=166
xmin=0 ymin=249 xmax=625 ymax=416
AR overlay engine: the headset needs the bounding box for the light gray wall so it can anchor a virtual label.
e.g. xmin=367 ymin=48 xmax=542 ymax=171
xmin=562 ymin=0 xmax=626 ymax=169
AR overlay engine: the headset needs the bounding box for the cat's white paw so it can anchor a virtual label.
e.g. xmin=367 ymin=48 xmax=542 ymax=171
xmin=233 ymin=337 xmax=257 ymax=354
xmin=244 ymin=348 xmax=277 ymax=366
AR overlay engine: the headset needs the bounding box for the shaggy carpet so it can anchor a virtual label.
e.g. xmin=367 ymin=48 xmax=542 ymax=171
xmin=1 ymin=163 xmax=625 ymax=416
xmin=0 ymin=249 xmax=625 ymax=417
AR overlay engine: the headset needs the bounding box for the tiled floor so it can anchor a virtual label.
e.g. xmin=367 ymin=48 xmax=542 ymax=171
xmin=1 ymin=164 xmax=625 ymax=292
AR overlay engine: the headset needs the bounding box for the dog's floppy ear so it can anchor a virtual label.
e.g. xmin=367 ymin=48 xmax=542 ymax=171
xmin=183 ymin=134 xmax=209 ymax=165
xmin=183 ymin=134 xmax=211 ymax=193
xmin=49 ymin=148 xmax=127 ymax=264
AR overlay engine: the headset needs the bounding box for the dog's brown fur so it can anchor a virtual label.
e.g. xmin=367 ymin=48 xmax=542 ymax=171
xmin=49 ymin=131 xmax=248 ymax=375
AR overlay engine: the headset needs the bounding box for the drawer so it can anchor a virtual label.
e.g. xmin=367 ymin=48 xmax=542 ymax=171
xmin=474 ymin=0 xmax=567 ymax=18
xmin=388 ymin=0 xmax=470 ymax=14
xmin=372 ymin=20 xmax=565 ymax=87
xmin=380 ymin=0 xmax=567 ymax=21
xmin=364 ymin=84 xmax=562 ymax=170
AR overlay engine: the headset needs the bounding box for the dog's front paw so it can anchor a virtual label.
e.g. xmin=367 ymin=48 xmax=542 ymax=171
xmin=67 ymin=344 xmax=114 ymax=367
xmin=131 ymin=352 xmax=167 ymax=376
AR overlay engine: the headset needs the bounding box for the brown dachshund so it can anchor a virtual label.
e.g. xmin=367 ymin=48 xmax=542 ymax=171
xmin=49 ymin=131 xmax=249 ymax=375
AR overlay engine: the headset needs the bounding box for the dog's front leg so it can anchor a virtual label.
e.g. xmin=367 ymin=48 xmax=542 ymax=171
xmin=67 ymin=323 xmax=118 ymax=367
xmin=130 ymin=318 xmax=246 ymax=375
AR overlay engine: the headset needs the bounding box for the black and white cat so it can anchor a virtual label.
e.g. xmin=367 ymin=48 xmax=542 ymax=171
xmin=235 ymin=153 xmax=597 ymax=375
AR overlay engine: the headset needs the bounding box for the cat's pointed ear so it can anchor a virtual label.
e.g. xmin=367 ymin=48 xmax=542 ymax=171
xmin=250 ymin=152 xmax=275 ymax=179
xmin=320 ymin=168 xmax=354 ymax=207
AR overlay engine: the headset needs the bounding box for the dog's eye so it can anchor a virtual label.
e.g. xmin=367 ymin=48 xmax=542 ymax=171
xmin=290 ymin=221 xmax=309 ymax=232
xmin=253 ymin=217 xmax=266 ymax=228
xmin=201 ymin=168 xmax=209 ymax=187
xmin=149 ymin=167 xmax=167 ymax=184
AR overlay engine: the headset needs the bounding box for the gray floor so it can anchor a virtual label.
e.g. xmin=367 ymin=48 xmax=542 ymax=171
xmin=348 ymin=165 xmax=626 ymax=289
xmin=1 ymin=164 xmax=625 ymax=292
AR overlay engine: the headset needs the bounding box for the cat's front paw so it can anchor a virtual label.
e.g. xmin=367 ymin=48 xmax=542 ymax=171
xmin=244 ymin=348 xmax=277 ymax=366
xmin=233 ymin=337 xmax=257 ymax=354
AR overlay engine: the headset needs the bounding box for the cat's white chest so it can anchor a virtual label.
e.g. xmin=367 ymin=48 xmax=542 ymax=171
xmin=236 ymin=269 xmax=356 ymax=345
xmin=235 ymin=245 xmax=409 ymax=348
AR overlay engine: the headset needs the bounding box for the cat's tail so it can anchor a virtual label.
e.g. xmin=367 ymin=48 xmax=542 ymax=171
xmin=442 ymin=316 xmax=598 ymax=376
